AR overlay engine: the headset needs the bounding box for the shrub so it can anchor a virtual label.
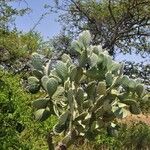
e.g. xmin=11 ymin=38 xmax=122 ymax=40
xmin=119 ymin=122 xmax=150 ymax=150
xmin=28 ymin=31 xmax=147 ymax=149
xmin=0 ymin=70 xmax=56 ymax=150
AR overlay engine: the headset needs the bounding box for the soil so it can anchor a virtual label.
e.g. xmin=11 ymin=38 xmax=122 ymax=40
xmin=120 ymin=114 xmax=150 ymax=125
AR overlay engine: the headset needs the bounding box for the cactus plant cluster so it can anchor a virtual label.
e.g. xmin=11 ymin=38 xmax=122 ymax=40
xmin=28 ymin=31 xmax=147 ymax=148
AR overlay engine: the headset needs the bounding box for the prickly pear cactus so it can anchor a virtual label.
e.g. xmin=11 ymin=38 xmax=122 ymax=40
xmin=28 ymin=30 xmax=148 ymax=148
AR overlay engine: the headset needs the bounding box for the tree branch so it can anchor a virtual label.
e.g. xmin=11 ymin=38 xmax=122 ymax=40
xmin=108 ymin=0 xmax=117 ymax=24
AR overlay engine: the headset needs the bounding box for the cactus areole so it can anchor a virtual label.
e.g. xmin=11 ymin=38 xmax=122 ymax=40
xmin=28 ymin=31 xmax=146 ymax=148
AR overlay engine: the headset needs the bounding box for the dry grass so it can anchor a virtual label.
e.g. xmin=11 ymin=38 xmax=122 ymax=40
xmin=120 ymin=114 xmax=150 ymax=126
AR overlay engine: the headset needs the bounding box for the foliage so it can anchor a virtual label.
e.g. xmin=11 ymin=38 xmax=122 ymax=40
xmin=124 ymin=61 xmax=150 ymax=92
xmin=50 ymin=32 xmax=72 ymax=54
xmin=28 ymin=31 xmax=147 ymax=149
xmin=92 ymin=129 xmax=121 ymax=150
xmin=0 ymin=29 xmax=41 ymax=61
xmin=119 ymin=122 xmax=150 ymax=150
xmin=52 ymin=0 xmax=150 ymax=56
xmin=69 ymin=122 xmax=150 ymax=150
xmin=139 ymin=94 xmax=150 ymax=114
xmin=0 ymin=0 xmax=30 ymax=28
xmin=0 ymin=70 xmax=57 ymax=150
xmin=48 ymin=0 xmax=150 ymax=91
xmin=0 ymin=28 xmax=52 ymax=75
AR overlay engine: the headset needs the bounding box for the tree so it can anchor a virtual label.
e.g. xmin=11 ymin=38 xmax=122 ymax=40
xmin=49 ymin=31 xmax=73 ymax=60
xmin=0 ymin=0 xmax=30 ymax=29
xmin=0 ymin=29 xmax=44 ymax=74
xmin=51 ymin=0 xmax=150 ymax=56
xmin=0 ymin=0 xmax=31 ymax=72
xmin=48 ymin=0 xmax=150 ymax=91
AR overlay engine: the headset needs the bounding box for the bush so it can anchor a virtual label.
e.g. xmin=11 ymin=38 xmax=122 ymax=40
xmin=119 ymin=122 xmax=150 ymax=150
xmin=68 ymin=122 xmax=150 ymax=150
xmin=0 ymin=29 xmax=41 ymax=61
xmin=0 ymin=70 xmax=57 ymax=150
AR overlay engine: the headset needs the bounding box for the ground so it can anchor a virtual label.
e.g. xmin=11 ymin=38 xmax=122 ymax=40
xmin=121 ymin=114 xmax=150 ymax=125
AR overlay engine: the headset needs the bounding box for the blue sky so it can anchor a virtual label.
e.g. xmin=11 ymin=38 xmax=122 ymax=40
xmin=11 ymin=0 xmax=61 ymax=39
xmin=10 ymin=0 xmax=148 ymax=63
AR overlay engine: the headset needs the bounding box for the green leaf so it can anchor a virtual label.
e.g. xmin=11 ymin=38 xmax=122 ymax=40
xmin=92 ymin=45 xmax=103 ymax=55
xmin=97 ymin=81 xmax=106 ymax=95
xmin=107 ymin=123 xmax=119 ymax=136
xmin=89 ymin=53 xmax=99 ymax=67
xmin=34 ymin=108 xmax=51 ymax=121
xmin=28 ymin=76 xmax=40 ymax=94
xmin=67 ymin=89 xmax=74 ymax=112
xmin=128 ymin=79 xmax=136 ymax=90
xmin=79 ymin=50 xmax=88 ymax=67
xmin=74 ymin=67 xmax=83 ymax=84
xmin=64 ymin=79 xmax=71 ymax=91
xmin=56 ymin=61 xmax=68 ymax=81
xmin=142 ymin=94 xmax=150 ymax=102
xmin=53 ymin=104 xmax=60 ymax=117
xmin=110 ymin=62 xmax=121 ymax=74
xmin=129 ymin=105 xmax=141 ymax=115
xmin=83 ymin=100 xmax=93 ymax=109
xmin=79 ymin=30 xmax=91 ymax=47
xmin=74 ymin=112 xmax=88 ymax=122
xmin=122 ymin=99 xmax=141 ymax=115
xmin=112 ymin=107 xmax=128 ymax=119
xmin=53 ymin=111 xmax=70 ymax=134
xmin=41 ymin=75 xmax=49 ymax=91
xmin=95 ymin=107 xmax=104 ymax=118
xmin=122 ymin=99 xmax=138 ymax=106
xmin=82 ymin=113 xmax=91 ymax=125
xmin=98 ymin=53 xmax=104 ymax=64
xmin=32 ymin=98 xmax=49 ymax=109
xmin=31 ymin=53 xmax=43 ymax=71
xmin=28 ymin=76 xmax=39 ymax=84
xmin=85 ymin=66 xmax=100 ymax=79
xmin=32 ymin=69 xmax=43 ymax=79
xmin=47 ymin=78 xmax=58 ymax=97
xmin=103 ymin=99 xmax=111 ymax=111
xmin=74 ymin=121 xmax=85 ymax=133
xmin=104 ymin=55 xmax=113 ymax=70
xmin=118 ymin=92 xmax=129 ymax=100
xmin=105 ymin=72 xmax=113 ymax=86
xmin=136 ymin=84 xmax=145 ymax=97
xmin=85 ymin=81 xmax=96 ymax=99
xmin=121 ymin=75 xmax=130 ymax=88
xmin=49 ymin=70 xmax=62 ymax=83
xmin=75 ymin=87 xmax=84 ymax=106
xmin=69 ymin=65 xmax=77 ymax=81
xmin=52 ymin=86 xmax=65 ymax=100
xmin=53 ymin=123 xmax=66 ymax=134
xmin=59 ymin=111 xmax=70 ymax=125
xmin=62 ymin=54 xmax=72 ymax=64
xmin=118 ymin=63 xmax=124 ymax=75
xmin=117 ymin=102 xmax=127 ymax=108
xmin=71 ymin=40 xmax=83 ymax=54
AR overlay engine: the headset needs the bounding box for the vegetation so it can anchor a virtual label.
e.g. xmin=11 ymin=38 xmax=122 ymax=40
xmin=50 ymin=0 xmax=150 ymax=91
xmin=52 ymin=0 xmax=150 ymax=56
xmin=0 ymin=29 xmax=40 ymax=60
xmin=28 ymin=31 xmax=148 ymax=149
xmin=0 ymin=0 xmax=149 ymax=150
xmin=0 ymin=0 xmax=30 ymax=28
xmin=0 ymin=69 xmax=57 ymax=150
